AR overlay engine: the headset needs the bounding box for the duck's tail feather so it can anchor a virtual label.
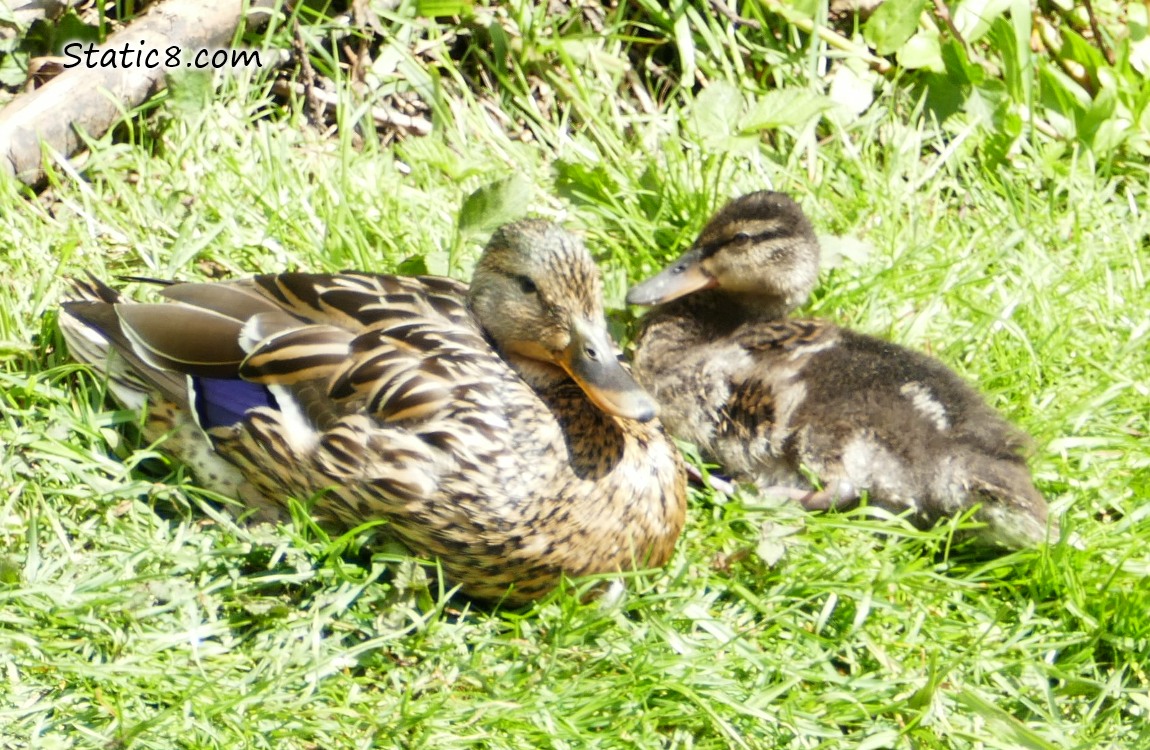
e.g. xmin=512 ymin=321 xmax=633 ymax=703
xmin=60 ymin=276 xmax=302 ymax=434
xmin=59 ymin=276 xmax=189 ymax=410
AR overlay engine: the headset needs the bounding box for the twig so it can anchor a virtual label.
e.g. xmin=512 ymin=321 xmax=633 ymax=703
xmin=291 ymin=18 xmax=325 ymax=129
xmin=1081 ymin=0 xmax=1115 ymax=65
xmin=710 ymin=0 xmax=762 ymax=31
xmin=931 ymin=0 xmax=966 ymax=49
xmin=271 ymin=80 xmax=432 ymax=136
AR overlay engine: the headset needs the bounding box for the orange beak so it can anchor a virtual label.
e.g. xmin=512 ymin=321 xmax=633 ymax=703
xmin=556 ymin=318 xmax=657 ymax=423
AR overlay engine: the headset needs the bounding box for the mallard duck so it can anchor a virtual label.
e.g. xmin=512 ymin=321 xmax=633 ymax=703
xmin=626 ymin=191 xmax=1053 ymax=548
xmin=59 ymin=219 xmax=687 ymax=604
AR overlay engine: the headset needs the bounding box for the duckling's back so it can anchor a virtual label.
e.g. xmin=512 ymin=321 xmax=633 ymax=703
xmin=635 ymin=311 xmax=1052 ymax=548
xmin=763 ymin=326 xmax=1049 ymax=545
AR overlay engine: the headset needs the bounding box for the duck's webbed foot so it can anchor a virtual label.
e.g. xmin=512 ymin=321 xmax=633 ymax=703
xmin=763 ymin=478 xmax=859 ymax=511
xmin=684 ymin=464 xmax=737 ymax=495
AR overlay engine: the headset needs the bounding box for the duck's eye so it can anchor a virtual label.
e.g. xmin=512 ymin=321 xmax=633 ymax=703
xmin=732 ymin=231 xmax=752 ymax=243
xmin=516 ymin=275 xmax=538 ymax=294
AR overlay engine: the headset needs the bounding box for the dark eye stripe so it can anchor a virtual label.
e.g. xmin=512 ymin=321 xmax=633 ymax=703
xmin=701 ymin=227 xmax=790 ymax=256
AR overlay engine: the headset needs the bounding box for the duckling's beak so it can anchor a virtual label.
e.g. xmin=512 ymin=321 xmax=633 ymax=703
xmin=626 ymin=247 xmax=718 ymax=306
xmin=557 ymin=319 xmax=658 ymax=423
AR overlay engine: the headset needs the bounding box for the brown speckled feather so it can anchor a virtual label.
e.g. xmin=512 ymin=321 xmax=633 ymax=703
xmin=60 ymin=221 xmax=686 ymax=604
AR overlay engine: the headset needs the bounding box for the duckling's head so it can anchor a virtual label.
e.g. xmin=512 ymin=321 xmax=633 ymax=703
xmin=470 ymin=219 xmax=657 ymax=422
xmin=627 ymin=191 xmax=820 ymax=317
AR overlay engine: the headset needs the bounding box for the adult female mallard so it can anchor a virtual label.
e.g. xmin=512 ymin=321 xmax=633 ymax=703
xmin=60 ymin=219 xmax=686 ymax=604
xmin=626 ymin=191 xmax=1053 ymax=549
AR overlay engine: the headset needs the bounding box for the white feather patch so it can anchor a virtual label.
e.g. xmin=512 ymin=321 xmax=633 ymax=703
xmin=267 ymin=383 xmax=320 ymax=452
xmin=900 ymin=381 xmax=950 ymax=431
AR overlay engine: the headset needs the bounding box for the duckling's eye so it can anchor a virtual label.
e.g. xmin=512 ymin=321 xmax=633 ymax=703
xmin=516 ymin=275 xmax=538 ymax=294
xmin=732 ymin=231 xmax=752 ymax=243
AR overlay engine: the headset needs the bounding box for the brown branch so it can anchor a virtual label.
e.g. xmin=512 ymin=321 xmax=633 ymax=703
xmin=931 ymin=0 xmax=966 ymax=49
xmin=0 ymin=0 xmax=272 ymax=187
xmin=1081 ymin=0 xmax=1115 ymax=65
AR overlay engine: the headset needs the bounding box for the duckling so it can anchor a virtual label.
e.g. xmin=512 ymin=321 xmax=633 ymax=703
xmin=626 ymin=191 xmax=1053 ymax=548
xmin=59 ymin=220 xmax=687 ymax=604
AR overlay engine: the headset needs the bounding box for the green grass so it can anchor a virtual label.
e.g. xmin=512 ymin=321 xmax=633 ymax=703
xmin=2 ymin=1 xmax=1149 ymax=747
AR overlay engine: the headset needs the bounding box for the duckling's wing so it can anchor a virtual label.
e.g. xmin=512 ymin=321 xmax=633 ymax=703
xmin=732 ymin=319 xmax=834 ymax=354
xmin=714 ymin=319 xmax=840 ymax=445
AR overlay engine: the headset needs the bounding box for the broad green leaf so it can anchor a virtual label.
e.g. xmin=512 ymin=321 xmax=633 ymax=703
xmin=740 ymin=88 xmax=833 ymax=131
xmin=863 ymin=0 xmax=928 ymax=56
xmin=51 ymin=10 xmax=101 ymax=52
xmin=755 ymin=522 xmax=803 ymax=569
xmin=1058 ymin=26 xmax=1108 ymax=80
xmin=988 ymin=17 xmax=1025 ymax=100
xmin=981 ymin=104 xmax=1022 ymax=165
xmin=898 ymin=30 xmax=943 ymax=71
xmin=1080 ymin=86 xmax=1119 ymax=150
xmin=692 ymin=80 xmax=754 ymax=152
xmin=693 ymin=80 xmax=742 ymax=136
xmin=0 ymin=51 xmax=26 ymax=88
xmin=1038 ymin=63 xmax=1091 ymax=119
xmin=457 ymin=175 xmax=533 ymax=239
xmin=953 ymin=0 xmax=1012 ymax=44
xmin=782 ymin=0 xmax=820 ymax=21
xmin=963 ymin=78 xmax=1008 ymax=126
xmin=554 ymin=160 xmax=620 ymax=206
xmin=0 ymin=555 xmax=20 ymax=585
xmin=165 ymin=70 xmax=215 ymax=117
xmin=941 ymin=37 xmax=984 ymax=85
xmin=396 ymin=255 xmax=430 ymax=276
xmin=1007 ymin=0 xmax=1032 ymax=91
xmin=1132 ymin=1 xmax=1149 ymax=39
xmin=0 ymin=2 xmax=18 ymax=27
xmin=828 ymin=63 xmax=876 ymax=118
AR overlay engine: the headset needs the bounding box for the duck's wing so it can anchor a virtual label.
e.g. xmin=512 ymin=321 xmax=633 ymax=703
xmin=211 ymin=273 xmax=543 ymax=524
xmin=61 ymin=272 xmax=502 ymax=431
xmin=227 ymin=273 xmax=482 ymax=428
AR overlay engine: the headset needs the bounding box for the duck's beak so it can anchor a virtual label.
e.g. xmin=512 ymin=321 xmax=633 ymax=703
xmin=626 ymin=247 xmax=718 ymax=306
xmin=557 ymin=319 xmax=658 ymax=423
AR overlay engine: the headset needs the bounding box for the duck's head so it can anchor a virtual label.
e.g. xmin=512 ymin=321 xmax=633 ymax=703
xmin=469 ymin=219 xmax=658 ymax=423
xmin=627 ymin=191 xmax=821 ymax=316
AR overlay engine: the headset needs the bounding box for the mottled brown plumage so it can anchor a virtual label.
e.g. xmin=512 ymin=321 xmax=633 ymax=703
xmin=627 ymin=191 xmax=1053 ymax=548
xmin=60 ymin=220 xmax=686 ymax=604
